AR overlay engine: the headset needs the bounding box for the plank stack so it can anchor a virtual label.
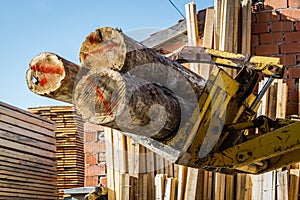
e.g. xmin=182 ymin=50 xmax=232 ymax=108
xmin=28 ymin=106 xmax=84 ymax=199
xmin=0 ymin=101 xmax=57 ymax=199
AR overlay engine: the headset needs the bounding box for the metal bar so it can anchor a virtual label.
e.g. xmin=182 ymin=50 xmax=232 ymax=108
xmin=250 ymin=76 xmax=274 ymax=110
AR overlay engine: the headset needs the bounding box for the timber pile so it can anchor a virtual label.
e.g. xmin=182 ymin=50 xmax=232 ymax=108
xmin=105 ymin=128 xmax=255 ymax=200
xmin=0 ymin=101 xmax=57 ymax=199
xmin=28 ymin=106 xmax=84 ymax=199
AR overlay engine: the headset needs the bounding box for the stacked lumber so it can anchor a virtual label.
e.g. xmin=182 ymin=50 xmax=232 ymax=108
xmin=28 ymin=106 xmax=84 ymax=199
xmin=105 ymin=128 xmax=259 ymax=200
xmin=0 ymin=101 xmax=57 ymax=199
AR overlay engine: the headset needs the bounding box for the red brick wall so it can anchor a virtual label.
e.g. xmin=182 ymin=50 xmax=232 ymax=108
xmin=84 ymin=122 xmax=107 ymax=187
xmin=251 ymin=4 xmax=300 ymax=116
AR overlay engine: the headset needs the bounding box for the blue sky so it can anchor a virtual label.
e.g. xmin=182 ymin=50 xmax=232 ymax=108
xmin=0 ymin=0 xmax=213 ymax=109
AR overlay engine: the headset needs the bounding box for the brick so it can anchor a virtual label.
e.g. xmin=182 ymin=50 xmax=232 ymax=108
xmin=286 ymin=78 xmax=296 ymax=90
xmin=85 ymin=131 xmax=97 ymax=142
xmin=251 ymin=23 xmax=269 ymax=34
xmin=84 ymin=122 xmax=102 ymax=132
xmin=277 ymin=54 xmax=297 ymax=66
xmin=100 ymin=177 xmax=107 ymax=186
xmin=251 ymin=35 xmax=259 ymax=45
xmin=264 ymin=0 xmax=288 ymax=9
xmin=297 ymin=21 xmax=300 ymax=30
xmin=85 ymin=176 xmax=98 ymax=187
xmin=85 ymin=142 xmax=106 ymax=153
xmin=270 ymin=21 xmax=294 ymax=32
xmin=255 ymin=44 xmax=279 ymax=55
xmin=98 ymin=152 xmax=106 ymax=163
xmin=86 ymin=165 xmax=106 ymax=176
xmin=85 ymin=153 xmax=98 ymax=165
xmin=287 ymin=102 xmax=298 ymax=115
xmin=285 ymin=32 xmax=300 ymax=42
xmin=288 ymin=66 xmax=300 ymax=78
xmin=255 ymin=11 xmax=281 ymax=23
xmin=260 ymin=32 xmax=283 ymax=44
xmin=280 ymin=9 xmax=300 ymax=21
xmin=288 ymin=0 xmax=300 ymax=8
xmin=280 ymin=42 xmax=300 ymax=54
xmin=289 ymin=91 xmax=298 ymax=102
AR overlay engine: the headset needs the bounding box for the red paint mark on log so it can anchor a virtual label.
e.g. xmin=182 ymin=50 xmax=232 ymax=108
xmin=88 ymin=35 xmax=95 ymax=44
xmin=39 ymin=77 xmax=47 ymax=86
xmin=86 ymin=76 xmax=113 ymax=117
xmin=30 ymin=64 xmax=64 ymax=75
xmin=83 ymin=43 xmax=118 ymax=60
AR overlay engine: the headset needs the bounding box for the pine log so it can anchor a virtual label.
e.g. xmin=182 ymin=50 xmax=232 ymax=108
xmin=26 ymin=52 xmax=80 ymax=104
xmin=79 ymin=27 xmax=206 ymax=100
xmin=73 ymin=67 xmax=181 ymax=140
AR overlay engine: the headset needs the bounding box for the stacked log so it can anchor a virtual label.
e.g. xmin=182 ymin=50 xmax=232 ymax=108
xmin=26 ymin=27 xmax=207 ymax=141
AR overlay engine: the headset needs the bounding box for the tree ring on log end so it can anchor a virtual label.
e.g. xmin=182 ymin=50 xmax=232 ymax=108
xmin=79 ymin=27 xmax=126 ymax=71
xmin=26 ymin=52 xmax=66 ymax=95
xmin=73 ymin=67 xmax=125 ymax=125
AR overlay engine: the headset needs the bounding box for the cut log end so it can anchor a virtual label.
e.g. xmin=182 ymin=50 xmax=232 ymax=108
xmin=74 ymin=68 xmax=181 ymax=140
xmin=26 ymin=52 xmax=65 ymax=95
xmin=74 ymin=67 xmax=125 ymax=125
xmin=79 ymin=27 xmax=126 ymax=71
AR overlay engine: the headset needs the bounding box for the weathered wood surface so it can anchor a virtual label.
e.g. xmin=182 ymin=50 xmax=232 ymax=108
xmin=28 ymin=106 xmax=84 ymax=200
xmin=79 ymin=27 xmax=206 ymax=100
xmin=26 ymin=52 xmax=80 ymax=104
xmin=0 ymin=101 xmax=57 ymax=200
xmin=74 ymin=67 xmax=181 ymax=139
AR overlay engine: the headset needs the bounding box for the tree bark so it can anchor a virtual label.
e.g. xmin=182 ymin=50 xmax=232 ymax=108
xmin=79 ymin=27 xmax=207 ymax=129
xmin=79 ymin=27 xmax=206 ymax=100
xmin=26 ymin=52 xmax=81 ymax=104
xmin=73 ymin=67 xmax=181 ymax=140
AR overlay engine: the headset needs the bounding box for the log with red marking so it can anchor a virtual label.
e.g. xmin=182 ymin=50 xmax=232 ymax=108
xmin=26 ymin=52 xmax=81 ymax=104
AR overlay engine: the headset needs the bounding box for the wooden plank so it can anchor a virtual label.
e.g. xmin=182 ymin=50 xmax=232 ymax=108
xmin=277 ymin=170 xmax=289 ymax=200
xmin=244 ymin=175 xmax=253 ymax=200
xmin=0 ymin=191 xmax=56 ymax=200
xmin=185 ymin=1 xmax=200 ymax=73
xmin=184 ymin=168 xmax=201 ymax=200
xmin=0 ymin=114 xmax=55 ymax=139
xmin=0 ymin=161 xmax=56 ymax=178
xmin=251 ymin=174 xmax=263 ymax=200
xmin=164 ymin=177 xmax=177 ymax=200
xmin=241 ymin=0 xmax=252 ymax=54
xmin=0 ymin=102 xmax=55 ymax=128
xmin=176 ymin=165 xmax=187 ymax=200
xmin=0 ymin=137 xmax=55 ymax=158
xmin=0 ymin=148 xmax=55 ymax=167
xmin=141 ymin=20 xmax=187 ymax=49
xmin=225 ymin=175 xmax=234 ymax=200
xmin=214 ymin=173 xmax=225 ymax=200
xmin=262 ymin=171 xmax=275 ymax=200
xmin=289 ymin=164 xmax=300 ymax=200
xmin=268 ymin=82 xmax=277 ymax=119
xmin=105 ymin=127 xmax=116 ymax=200
xmin=0 ymin=129 xmax=55 ymax=152
xmin=214 ymin=0 xmax=222 ymax=49
xmin=207 ymin=172 xmax=213 ymax=200
xmin=146 ymin=148 xmax=155 ymax=200
xmin=155 ymin=174 xmax=166 ymax=200
xmin=200 ymin=7 xmax=215 ymax=80
xmin=0 ymin=180 xmax=56 ymax=194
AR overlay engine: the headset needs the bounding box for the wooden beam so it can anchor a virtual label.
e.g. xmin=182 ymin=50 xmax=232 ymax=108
xmin=200 ymin=7 xmax=215 ymax=80
xmin=185 ymin=1 xmax=200 ymax=73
